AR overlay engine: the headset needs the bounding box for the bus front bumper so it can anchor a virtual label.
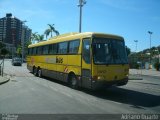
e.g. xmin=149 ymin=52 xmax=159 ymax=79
xmin=91 ymin=78 xmax=128 ymax=90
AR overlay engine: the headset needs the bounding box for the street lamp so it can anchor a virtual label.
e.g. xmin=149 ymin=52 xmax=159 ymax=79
xmin=148 ymin=31 xmax=153 ymax=68
xmin=134 ymin=40 xmax=138 ymax=52
xmin=78 ymin=0 xmax=86 ymax=33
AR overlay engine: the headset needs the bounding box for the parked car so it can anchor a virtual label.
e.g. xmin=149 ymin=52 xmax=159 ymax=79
xmin=12 ymin=57 xmax=22 ymax=66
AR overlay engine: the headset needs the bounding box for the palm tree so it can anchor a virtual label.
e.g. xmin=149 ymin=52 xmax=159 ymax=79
xmin=55 ymin=30 xmax=60 ymax=36
xmin=44 ymin=24 xmax=60 ymax=39
xmin=44 ymin=29 xmax=51 ymax=39
xmin=48 ymin=24 xmax=55 ymax=37
xmin=31 ymin=32 xmax=38 ymax=43
xmin=37 ymin=34 xmax=44 ymax=42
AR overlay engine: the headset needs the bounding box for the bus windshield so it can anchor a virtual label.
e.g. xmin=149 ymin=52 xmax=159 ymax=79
xmin=93 ymin=37 xmax=128 ymax=65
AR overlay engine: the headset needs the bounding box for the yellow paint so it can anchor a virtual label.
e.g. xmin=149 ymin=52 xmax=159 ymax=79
xmin=27 ymin=32 xmax=128 ymax=84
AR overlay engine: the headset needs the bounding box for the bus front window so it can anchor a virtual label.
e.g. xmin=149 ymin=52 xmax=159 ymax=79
xmin=93 ymin=38 xmax=128 ymax=65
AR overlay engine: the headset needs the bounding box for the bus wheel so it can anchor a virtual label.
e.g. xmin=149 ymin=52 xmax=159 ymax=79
xmin=69 ymin=74 xmax=78 ymax=89
xmin=117 ymin=80 xmax=128 ymax=86
xmin=33 ymin=67 xmax=37 ymax=76
xmin=37 ymin=68 xmax=42 ymax=78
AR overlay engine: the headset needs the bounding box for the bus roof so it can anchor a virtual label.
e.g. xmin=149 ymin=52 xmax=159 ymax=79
xmin=28 ymin=32 xmax=124 ymax=48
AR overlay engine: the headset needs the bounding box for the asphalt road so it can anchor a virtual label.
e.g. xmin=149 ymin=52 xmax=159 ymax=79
xmin=0 ymin=59 xmax=160 ymax=115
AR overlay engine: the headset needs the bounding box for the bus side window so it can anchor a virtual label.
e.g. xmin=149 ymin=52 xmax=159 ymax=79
xmin=52 ymin=44 xmax=57 ymax=54
xmin=58 ymin=42 xmax=68 ymax=54
xmin=82 ymin=39 xmax=90 ymax=64
xmin=43 ymin=45 xmax=49 ymax=54
xmin=69 ymin=40 xmax=80 ymax=54
xmin=28 ymin=49 xmax=29 ymax=55
xmin=28 ymin=48 xmax=31 ymax=55
xmin=30 ymin=48 xmax=33 ymax=55
xmin=49 ymin=44 xmax=57 ymax=54
xmin=48 ymin=45 xmax=52 ymax=54
xmin=37 ymin=46 xmax=42 ymax=55
xmin=33 ymin=47 xmax=37 ymax=55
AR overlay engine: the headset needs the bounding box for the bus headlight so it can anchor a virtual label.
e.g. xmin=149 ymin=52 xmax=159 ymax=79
xmin=125 ymin=74 xmax=129 ymax=78
xmin=93 ymin=76 xmax=104 ymax=80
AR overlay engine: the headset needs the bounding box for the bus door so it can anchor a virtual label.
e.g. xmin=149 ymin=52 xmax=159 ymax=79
xmin=81 ymin=38 xmax=92 ymax=89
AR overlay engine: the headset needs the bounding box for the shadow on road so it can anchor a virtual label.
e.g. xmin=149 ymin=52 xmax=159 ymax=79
xmin=85 ymin=86 xmax=160 ymax=108
xmin=41 ymin=76 xmax=160 ymax=108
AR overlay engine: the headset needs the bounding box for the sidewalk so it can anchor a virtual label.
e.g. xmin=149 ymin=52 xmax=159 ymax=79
xmin=129 ymin=69 xmax=160 ymax=80
xmin=0 ymin=75 xmax=10 ymax=85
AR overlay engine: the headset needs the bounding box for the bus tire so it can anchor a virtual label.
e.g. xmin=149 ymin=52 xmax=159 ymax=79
xmin=37 ymin=68 xmax=42 ymax=78
xmin=117 ymin=80 xmax=128 ymax=86
xmin=69 ymin=74 xmax=78 ymax=89
xmin=33 ymin=67 xmax=37 ymax=76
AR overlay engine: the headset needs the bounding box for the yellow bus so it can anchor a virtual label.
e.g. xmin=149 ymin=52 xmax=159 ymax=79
xmin=27 ymin=32 xmax=129 ymax=90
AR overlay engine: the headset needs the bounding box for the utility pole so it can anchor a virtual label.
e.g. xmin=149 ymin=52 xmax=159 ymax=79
xmin=148 ymin=31 xmax=153 ymax=68
xmin=78 ymin=0 xmax=86 ymax=33
xmin=134 ymin=40 xmax=138 ymax=52
xmin=134 ymin=40 xmax=140 ymax=69
xmin=21 ymin=20 xmax=27 ymax=63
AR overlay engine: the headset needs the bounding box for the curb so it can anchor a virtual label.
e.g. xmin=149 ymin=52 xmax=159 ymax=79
xmin=0 ymin=76 xmax=10 ymax=85
xmin=129 ymin=74 xmax=143 ymax=80
xmin=129 ymin=78 xmax=143 ymax=80
xmin=139 ymin=74 xmax=160 ymax=79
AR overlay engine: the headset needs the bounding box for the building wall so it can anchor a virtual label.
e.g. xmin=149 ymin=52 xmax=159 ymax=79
xmin=0 ymin=17 xmax=6 ymax=42
xmin=0 ymin=13 xmax=31 ymax=56
xmin=21 ymin=25 xmax=32 ymax=58
xmin=0 ymin=13 xmax=31 ymax=49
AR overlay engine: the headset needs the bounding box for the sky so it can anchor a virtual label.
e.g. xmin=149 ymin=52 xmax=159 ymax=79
xmin=0 ymin=0 xmax=160 ymax=52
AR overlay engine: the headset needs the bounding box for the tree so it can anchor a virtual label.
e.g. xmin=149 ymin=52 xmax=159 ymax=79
xmin=16 ymin=45 xmax=22 ymax=57
xmin=0 ymin=42 xmax=4 ymax=49
xmin=126 ymin=46 xmax=131 ymax=56
xmin=24 ymin=40 xmax=32 ymax=56
xmin=37 ymin=34 xmax=44 ymax=42
xmin=48 ymin=24 xmax=55 ymax=37
xmin=1 ymin=48 xmax=9 ymax=56
xmin=44 ymin=29 xmax=51 ymax=39
xmin=44 ymin=24 xmax=60 ymax=39
xmin=54 ymin=30 xmax=60 ymax=36
xmin=26 ymin=40 xmax=32 ymax=46
xmin=0 ymin=42 xmax=9 ymax=56
xmin=31 ymin=32 xmax=38 ymax=43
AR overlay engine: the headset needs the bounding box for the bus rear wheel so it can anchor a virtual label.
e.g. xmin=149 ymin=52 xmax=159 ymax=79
xmin=69 ymin=74 xmax=78 ymax=89
xmin=33 ymin=67 xmax=37 ymax=76
xmin=37 ymin=68 xmax=42 ymax=78
xmin=117 ymin=80 xmax=128 ymax=86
